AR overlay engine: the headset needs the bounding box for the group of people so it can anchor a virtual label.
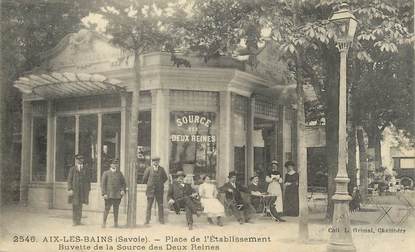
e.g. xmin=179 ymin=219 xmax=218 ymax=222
xmin=67 ymin=154 xmax=299 ymax=230
xmin=67 ymin=154 xmax=126 ymax=227
xmin=231 ymin=160 xmax=300 ymax=223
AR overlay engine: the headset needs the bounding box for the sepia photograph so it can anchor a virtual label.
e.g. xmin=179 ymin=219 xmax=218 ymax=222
xmin=0 ymin=0 xmax=414 ymax=251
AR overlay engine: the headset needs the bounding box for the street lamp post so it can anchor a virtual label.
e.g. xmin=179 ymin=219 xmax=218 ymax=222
xmin=327 ymin=3 xmax=357 ymax=252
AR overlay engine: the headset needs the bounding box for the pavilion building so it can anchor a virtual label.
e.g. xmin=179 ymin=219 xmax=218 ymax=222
xmin=13 ymin=30 xmax=323 ymax=213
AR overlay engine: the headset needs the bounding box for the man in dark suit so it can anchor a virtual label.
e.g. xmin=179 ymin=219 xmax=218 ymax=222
xmin=247 ymin=175 xmax=263 ymax=212
xmin=219 ymin=171 xmax=254 ymax=224
xmin=168 ymin=171 xmax=199 ymax=230
xmin=142 ymin=156 xmax=168 ymax=224
xmin=67 ymin=154 xmax=91 ymax=226
xmin=101 ymin=159 xmax=126 ymax=228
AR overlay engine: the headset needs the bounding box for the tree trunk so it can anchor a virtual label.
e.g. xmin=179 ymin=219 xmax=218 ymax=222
xmin=0 ymin=67 xmax=15 ymax=235
xmin=296 ymin=49 xmax=308 ymax=242
xmin=347 ymin=122 xmax=357 ymax=193
xmin=324 ymin=45 xmax=340 ymax=221
xmin=0 ymin=72 xmax=15 ymax=205
xmin=347 ymin=61 xmax=357 ymax=194
xmin=0 ymin=73 xmax=5 ymax=207
xmin=357 ymin=127 xmax=368 ymax=201
xmin=366 ymin=123 xmax=382 ymax=172
xmin=292 ymin=0 xmax=308 ymax=240
xmin=126 ymin=53 xmax=142 ymax=227
xmin=374 ymin=129 xmax=382 ymax=171
xmin=0 ymin=71 xmax=5 ymax=239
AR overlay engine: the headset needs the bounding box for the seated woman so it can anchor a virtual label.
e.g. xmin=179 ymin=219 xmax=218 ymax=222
xmin=198 ymin=175 xmax=225 ymax=226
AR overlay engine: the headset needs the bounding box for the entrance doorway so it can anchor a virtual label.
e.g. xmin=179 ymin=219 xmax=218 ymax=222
xmin=253 ymin=117 xmax=276 ymax=190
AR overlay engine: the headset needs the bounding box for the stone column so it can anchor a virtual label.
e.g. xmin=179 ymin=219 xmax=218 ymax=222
xmin=218 ymin=91 xmax=233 ymax=185
xmin=271 ymin=120 xmax=279 ymax=162
xmin=281 ymin=105 xmax=293 ymax=183
xmin=277 ymin=105 xmax=284 ymax=175
xmin=19 ymin=101 xmax=32 ymax=206
xmin=150 ymin=89 xmax=170 ymax=220
xmin=246 ymin=96 xmax=255 ymax=180
xmin=151 ymin=89 xmax=170 ymax=173
xmin=46 ymin=100 xmax=55 ymax=209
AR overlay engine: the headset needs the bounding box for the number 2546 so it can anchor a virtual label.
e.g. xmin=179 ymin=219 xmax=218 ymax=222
xmin=13 ymin=235 xmax=36 ymax=243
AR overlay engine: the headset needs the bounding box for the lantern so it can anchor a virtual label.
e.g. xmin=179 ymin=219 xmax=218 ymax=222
xmin=329 ymin=3 xmax=358 ymax=43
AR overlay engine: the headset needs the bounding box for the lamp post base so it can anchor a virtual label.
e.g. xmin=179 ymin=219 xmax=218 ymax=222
xmin=327 ymin=243 xmax=356 ymax=252
xmin=327 ymin=177 xmax=355 ymax=252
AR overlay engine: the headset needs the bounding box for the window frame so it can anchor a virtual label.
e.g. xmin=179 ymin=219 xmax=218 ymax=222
xmin=54 ymin=108 xmax=123 ymax=184
xmin=400 ymin=157 xmax=415 ymax=169
xmin=30 ymin=115 xmax=48 ymax=182
xmin=169 ymin=110 xmax=218 ymax=181
xmin=136 ymin=110 xmax=152 ymax=184
xmin=54 ymin=115 xmax=77 ymax=183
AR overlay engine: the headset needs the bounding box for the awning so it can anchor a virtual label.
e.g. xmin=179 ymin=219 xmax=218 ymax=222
xmin=14 ymin=72 xmax=126 ymax=98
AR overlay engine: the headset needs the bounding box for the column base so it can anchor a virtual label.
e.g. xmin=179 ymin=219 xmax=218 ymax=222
xmin=327 ymin=243 xmax=356 ymax=252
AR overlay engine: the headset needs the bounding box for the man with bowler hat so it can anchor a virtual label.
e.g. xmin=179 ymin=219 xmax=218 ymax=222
xmin=219 ymin=171 xmax=254 ymax=224
xmin=142 ymin=156 xmax=168 ymax=224
xmin=168 ymin=171 xmax=200 ymax=230
xmin=101 ymin=159 xmax=126 ymax=228
xmin=67 ymin=154 xmax=91 ymax=226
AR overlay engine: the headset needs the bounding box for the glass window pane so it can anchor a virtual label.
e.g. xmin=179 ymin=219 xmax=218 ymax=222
xmin=101 ymin=113 xmax=121 ymax=175
xmin=56 ymin=116 xmax=75 ymax=182
xmin=137 ymin=111 xmax=151 ymax=184
xmin=32 ymin=117 xmax=47 ymax=181
xmin=400 ymin=158 xmax=415 ymax=169
xmin=79 ymin=114 xmax=98 ymax=182
xmin=169 ymin=112 xmax=217 ymax=182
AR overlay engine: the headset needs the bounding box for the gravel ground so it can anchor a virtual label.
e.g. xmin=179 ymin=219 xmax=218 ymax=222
xmin=0 ymin=203 xmax=414 ymax=252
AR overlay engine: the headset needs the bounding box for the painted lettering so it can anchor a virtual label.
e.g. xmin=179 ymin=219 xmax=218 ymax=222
xmin=175 ymin=114 xmax=212 ymax=128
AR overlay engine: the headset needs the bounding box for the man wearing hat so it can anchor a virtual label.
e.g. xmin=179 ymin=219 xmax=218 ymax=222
xmin=219 ymin=171 xmax=254 ymax=224
xmin=248 ymin=175 xmax=263 ymax=212
xmin=67 ymin=154 xmax=91 ymax=226
xmin=101 ymin=159 xmax=126 ymax=228
xmin=168 ymin=171 xmax=200 ymax=230
xmin=142 ymin=156 xmax=168 ymax=224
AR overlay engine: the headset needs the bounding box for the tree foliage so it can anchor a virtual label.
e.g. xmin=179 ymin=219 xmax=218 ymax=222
xmin=169 ymin=0 xmax=413 ymax=127
xmin=98 ymin=0 xmax=173 ymax=56
xmin=1 ymin=0 xmax=94 ymax=78
xmin=0 ymin=0 xmax=94 ymax=203
xmin=166 ymin=0 xmax=413 ymax=219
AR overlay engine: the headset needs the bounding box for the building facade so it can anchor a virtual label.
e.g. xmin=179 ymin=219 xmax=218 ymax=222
xmin=14 ymin=30 xmax=304 ymax=212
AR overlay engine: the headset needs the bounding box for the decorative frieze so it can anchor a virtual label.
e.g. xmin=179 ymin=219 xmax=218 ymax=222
xmin=169 ymin=90 xmax=219 ymax=111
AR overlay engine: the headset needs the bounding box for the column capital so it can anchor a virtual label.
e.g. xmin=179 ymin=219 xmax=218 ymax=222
xmin=336 ymin=41 xmax=351 ymax=53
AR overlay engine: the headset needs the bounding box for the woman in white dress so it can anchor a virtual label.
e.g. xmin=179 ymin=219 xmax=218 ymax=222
xmin=266 ymin=170 xmax=285 ymax=222
xmin=198 ymin=175 xmax=225 ymax=226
